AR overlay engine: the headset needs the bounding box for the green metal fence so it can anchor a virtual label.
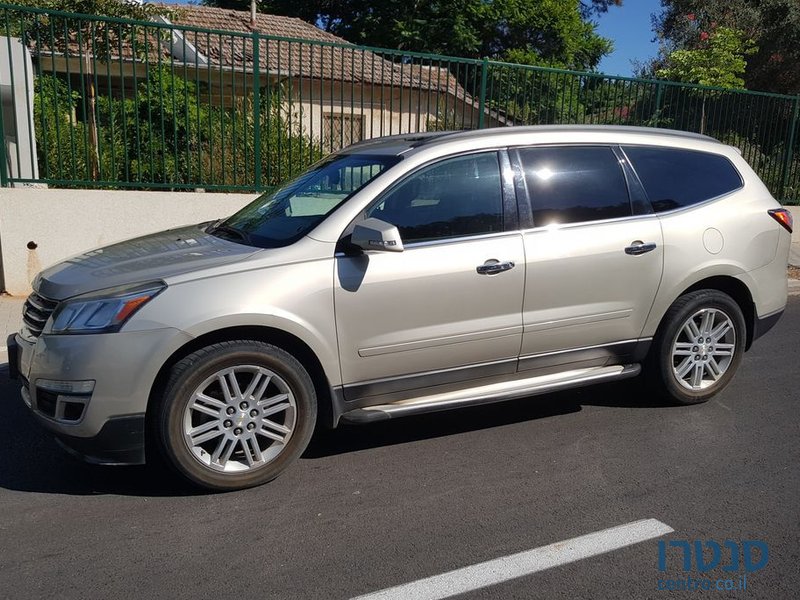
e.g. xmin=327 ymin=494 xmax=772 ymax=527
xmin=1 ymin=3 xmax=799 ymax=202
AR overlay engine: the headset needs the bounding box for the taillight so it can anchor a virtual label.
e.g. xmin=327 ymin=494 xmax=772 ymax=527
xmin=768 ymin=208 xmax=793 ymax=233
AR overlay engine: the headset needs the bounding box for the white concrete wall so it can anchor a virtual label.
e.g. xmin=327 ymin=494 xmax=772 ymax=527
xmin=0 ymin=188 xmax=256 ymax=296
xmin=787 ymin=205 xmax=800 ymax=267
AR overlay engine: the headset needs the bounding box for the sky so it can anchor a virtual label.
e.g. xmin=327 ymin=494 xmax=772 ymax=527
xmin=595 ymin=0 xmax=663 ymax=77
xmin=173 ymin=0 xmax=663 ymax=78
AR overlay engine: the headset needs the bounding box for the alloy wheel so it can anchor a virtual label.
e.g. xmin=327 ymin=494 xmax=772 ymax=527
xmin=182 ymin=365 xmax=296 ymax=472
xmin=670 ymin=308 xmax=736 ymax=391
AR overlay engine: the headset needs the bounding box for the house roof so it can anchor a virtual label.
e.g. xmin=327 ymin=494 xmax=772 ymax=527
xmin=168 ymin=5 xmax=473 ymax=97
xmin=29 ymin=4 xmax=473 ymax=101
xmin=169 ymin=5 xmax=345 ymax=45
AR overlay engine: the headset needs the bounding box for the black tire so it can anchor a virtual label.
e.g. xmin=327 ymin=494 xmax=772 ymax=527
xmin=647 ymin=290 xmax=746 ymax=405
xmin=156 ymin=340 xmax=317 ymax=491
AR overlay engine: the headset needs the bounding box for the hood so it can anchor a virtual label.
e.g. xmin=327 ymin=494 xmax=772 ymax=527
xmin=36 ymin=223 xmax=260 ymax=300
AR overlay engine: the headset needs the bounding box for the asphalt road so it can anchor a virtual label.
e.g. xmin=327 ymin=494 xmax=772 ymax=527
xmin=1 ymin=298 xmax=798 ymax=600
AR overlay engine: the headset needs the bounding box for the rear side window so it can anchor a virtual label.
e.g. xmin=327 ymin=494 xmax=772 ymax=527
xmin=623 ymin=146 xmax=742 ymax=213
xmin=517 ymin=146 xmax=631 ymax=226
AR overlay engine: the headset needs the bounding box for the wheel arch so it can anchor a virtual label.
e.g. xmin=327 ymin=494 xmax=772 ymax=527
xmin=662 ymin=275 xmax=755 ymax=350
xmin=147 ymin=325 xmax=337 ymax=442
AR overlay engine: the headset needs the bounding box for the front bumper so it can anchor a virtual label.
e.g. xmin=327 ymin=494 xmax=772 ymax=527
xmin=52 ymin=414 xmax=147 ymax=465
xmin=9 ymin=327 xmax=192 ymax=465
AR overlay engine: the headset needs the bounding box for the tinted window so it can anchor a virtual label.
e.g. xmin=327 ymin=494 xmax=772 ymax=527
xmin=367 ymin=152 xmax=504 ymax=243
xmin=518 ymin=146 xmax=631 ymax=226
xmin=623 ymin=146 xmax=742 ymax=213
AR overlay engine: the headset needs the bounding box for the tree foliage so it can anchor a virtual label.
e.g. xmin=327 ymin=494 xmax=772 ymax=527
xmin=657 ymin=26 xmax=756 ymax=89
xmin=203 ymin=0 xmax=619 ymax=70
xmin=18 ymin=0 xmax=175 ymax=178
xmin=34 ymin=70 xmax=320 ymax=189
xmin=650 ymin=0 xmax=800 ymax=94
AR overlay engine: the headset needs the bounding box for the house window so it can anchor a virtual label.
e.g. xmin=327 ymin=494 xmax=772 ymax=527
xmin=323 ymin=113 xmax=364 ymax=151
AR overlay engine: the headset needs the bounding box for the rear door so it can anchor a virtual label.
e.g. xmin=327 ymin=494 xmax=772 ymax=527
xmin=512 ymin=145 xmax=664 ymax=370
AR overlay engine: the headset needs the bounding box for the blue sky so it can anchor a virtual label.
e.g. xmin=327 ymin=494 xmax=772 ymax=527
xmin=595 ymin=0 xmax=663 ymax=76
xmin=173 ymin=0 xmax=662 ymax=78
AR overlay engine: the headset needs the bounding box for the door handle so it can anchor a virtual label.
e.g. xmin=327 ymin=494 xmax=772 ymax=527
xmin=476 ymin=260 xmax=515 ymax=275
xmin=624 ymin=241 xmax=657 ymax=256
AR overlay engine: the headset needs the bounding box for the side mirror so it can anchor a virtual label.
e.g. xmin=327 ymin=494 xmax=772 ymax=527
xmin=351 ymin=218 xmax=404 ymax=253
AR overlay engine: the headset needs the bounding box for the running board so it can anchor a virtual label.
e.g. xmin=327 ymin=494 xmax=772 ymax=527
xmin=339 ymin=364 xmax=641 ymax=424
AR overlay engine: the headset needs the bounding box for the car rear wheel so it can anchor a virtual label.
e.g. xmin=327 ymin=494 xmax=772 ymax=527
xmin=157 ymin=340 xmax=317 ymax=491
xmin=648 ymin=290 xmax=746 ymax=404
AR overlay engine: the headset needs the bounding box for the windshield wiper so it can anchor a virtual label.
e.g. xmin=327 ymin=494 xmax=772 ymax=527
xmin=208 ymin=222 xmax=253 ymax=245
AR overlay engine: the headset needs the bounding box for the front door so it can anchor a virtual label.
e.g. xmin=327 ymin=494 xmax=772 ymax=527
xmin=334 ymin=151 xmax=525 ymax=399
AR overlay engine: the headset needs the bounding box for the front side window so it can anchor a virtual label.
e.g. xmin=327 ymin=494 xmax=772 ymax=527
xmin=623 ymin=146 xmax=743 ymax=213
xmin=517 ymin=146 xmax=631 ymax=226
xmin=366 ymin=152 xmax=504 ymax=243
xmin=213 ymin=153 xmax=400 ymax=248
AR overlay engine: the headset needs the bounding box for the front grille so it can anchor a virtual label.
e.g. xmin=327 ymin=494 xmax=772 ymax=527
xmin=22 ymin=292 xmax=58 ymax=338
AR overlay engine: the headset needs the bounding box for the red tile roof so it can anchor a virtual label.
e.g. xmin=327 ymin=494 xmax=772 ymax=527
xmin=30 ymin=4 xmax=473 ymax=99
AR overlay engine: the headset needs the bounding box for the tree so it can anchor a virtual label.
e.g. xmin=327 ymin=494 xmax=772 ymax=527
xmin=657 ymin=26 xmax=756 ymax=89
xmin=21 ymin=0 xmax=173 ymax=179
xmin=657 ymin=26 xmax=756 ymax=134
xmin=579 ymin=0 xmax=623 ymax=18
xmin=649 ymin=0 xmax=800 ymax=95
xmin=203 ymin=0 xmax=620 ymax=71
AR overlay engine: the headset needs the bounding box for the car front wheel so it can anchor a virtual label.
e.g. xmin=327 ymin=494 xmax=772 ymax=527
xmin=157 ymin=340 xmax=317 ymax=491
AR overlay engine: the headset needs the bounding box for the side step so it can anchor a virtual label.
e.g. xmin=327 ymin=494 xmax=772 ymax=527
xmin=339 ymin=364 xmax=641 ymax=424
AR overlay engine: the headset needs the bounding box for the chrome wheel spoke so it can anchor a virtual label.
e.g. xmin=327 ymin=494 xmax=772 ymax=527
xmin=710 ymin=321 xmax=731 ymax=341
xmin=258 ymin=392 xmax=289 ymax=408
xmin=227 ymin=371 xmax=244 ymax=400
xmin=706 ymin=357 xmax=723 ymax=380
xmin=262 ymin=401 xmax=291 ymax=419
xmin=673 ymin=342 xmax=695 ymax=356
xmin=242 ymin=435 xmax=263 ymax=466
xmin=217 ymin=372 xmax=236 ymax=403
xmin=242 ymin=371 xmax=269 ymax=401
xmin=189 ymin=421 xmax=223 ymax=445
xmin=211 ymin=436 xmax=236 ymax=466
xmin=683 ymin=320 xmax=701 ymax=340
xmin=675 ymin=357 xmax=695 ymax=378
xmin=190 ymin=399 xmax=222 ymax=418
xmin=262 ymin=418 xmax=291 ymax=435
xmin=195 ymin=393 xmax=226 ymax=410
xmin=258 ymin=419 xmax=290 ymax=443
xmin=690 ymin=364 xmax=704 ymax=388
xmin=699 ymin=309 xmax=714 ymax=335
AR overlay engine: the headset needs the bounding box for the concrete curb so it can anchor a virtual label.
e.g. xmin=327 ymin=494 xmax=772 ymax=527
xmin=789 ymin=278 xmax=800 ymax=296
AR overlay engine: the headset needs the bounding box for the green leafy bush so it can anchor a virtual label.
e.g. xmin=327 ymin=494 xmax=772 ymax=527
xmin=33 ymin=69 xmax=321 ymax=190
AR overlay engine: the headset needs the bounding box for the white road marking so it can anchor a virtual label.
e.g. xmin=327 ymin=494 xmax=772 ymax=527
xmin=0 ymin=346 xmax=7 ymax=352
xmin=351 ymin=518 xmax=673 ymax=600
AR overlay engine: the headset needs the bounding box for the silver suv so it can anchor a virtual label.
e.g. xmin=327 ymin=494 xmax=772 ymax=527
xmin=9 ymin=126 xmax=793 ymax=490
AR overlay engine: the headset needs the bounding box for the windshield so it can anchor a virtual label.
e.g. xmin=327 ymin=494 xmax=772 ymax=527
xmin=210 ymin=154 xmax=401 ymax=248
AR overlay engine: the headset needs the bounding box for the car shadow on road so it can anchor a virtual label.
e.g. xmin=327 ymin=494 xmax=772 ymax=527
xmin=303 ymin=377 xmax=674 ymax=459
xmin=0 ymin=364 xmax=202 ymax=497
xmin=0 ymin=362 xmax=672 ymax=496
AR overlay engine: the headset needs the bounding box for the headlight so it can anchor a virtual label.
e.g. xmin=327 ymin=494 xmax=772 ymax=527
xmin=50 ymin=281 xmax=166 ymax=334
